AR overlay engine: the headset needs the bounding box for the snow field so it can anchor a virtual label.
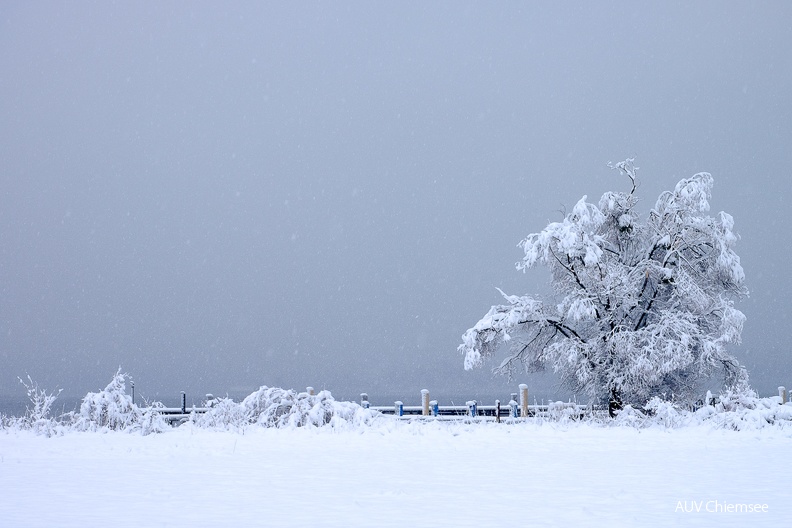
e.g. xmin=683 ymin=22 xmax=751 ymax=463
xmin=1 ymin=420 xmax=790 ymax=527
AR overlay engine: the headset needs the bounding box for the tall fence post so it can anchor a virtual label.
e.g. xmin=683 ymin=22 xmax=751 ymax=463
xmin=131 ymin=382 xmax=135 ymax=406
xmin=780 ymin=386 xmax=787 ymax=405
xmin=519 ymin=384 xmax=529 ymax=418
xmin=421 ymin=389 xmax=430 ymax=416
xmin=360 ymin=393 xmax=370 ymax=409
xmin=395 ymin=401 xmax=404 ymax=417
xmin=495 ymin=400 xmax=501 ymax=423
xmin=180 ymin=391 xmax=186 ymax=413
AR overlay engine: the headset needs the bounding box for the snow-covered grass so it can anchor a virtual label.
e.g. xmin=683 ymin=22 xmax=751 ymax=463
xmin=1 ymin=419 xmax=790 ymax=527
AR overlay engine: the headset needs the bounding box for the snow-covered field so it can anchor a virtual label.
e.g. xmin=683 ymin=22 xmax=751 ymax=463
xmin=2 ymin=420 xmax=790 ymax=528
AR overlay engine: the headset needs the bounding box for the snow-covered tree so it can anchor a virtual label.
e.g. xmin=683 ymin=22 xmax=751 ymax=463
xmin=459 ymin=160 xmax=748 ymax=415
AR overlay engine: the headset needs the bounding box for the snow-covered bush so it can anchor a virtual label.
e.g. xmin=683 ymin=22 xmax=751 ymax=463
xmin=194 ymin=386 xmax=378 ymax=430
xmin=138 ymin=401 xmax=170 ymax=436
xmin=696 ymin=384 xmax=792 ymax=431
xmin=242 ymin=386 xmax=377 ymax=428
xmin=194 ymin=397 xmax=246 ymax=430
xmin=607 ymin=386 xmax=792 ymax=431
xmin=716 ymin=380 xmax=759 ymax=412
xmin=643 ymin=397 xmax=687 ymax=428
xmin=73 ymin=369 xmax=143 ymax=432
xmin=542 ymin=401 xmax=583 ymax=424
xmin=71 ymin=370 xmax=169 ymax=435
xmin=697 ymin=402 xmax=792 ymax=431
xmin=12 ymin=376 xmax=63 ymax=437
xmin=611 ymin=405 xmax=647 ymax=428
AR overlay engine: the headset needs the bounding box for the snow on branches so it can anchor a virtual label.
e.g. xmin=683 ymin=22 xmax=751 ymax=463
xmin=459 ymin=161 xmax=748 ymax=413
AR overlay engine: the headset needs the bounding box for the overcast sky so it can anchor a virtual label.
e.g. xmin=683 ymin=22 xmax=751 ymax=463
xmin=1 ymin=2 xmax=791 ymax=405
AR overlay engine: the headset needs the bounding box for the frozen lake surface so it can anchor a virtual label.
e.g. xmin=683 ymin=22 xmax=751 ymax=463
xmin=1 ymin=420 xmax=790 ymax=527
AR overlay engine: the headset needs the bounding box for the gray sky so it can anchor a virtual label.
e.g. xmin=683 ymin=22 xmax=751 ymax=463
xmin=1 ymin=2 xmax=790 ymax=405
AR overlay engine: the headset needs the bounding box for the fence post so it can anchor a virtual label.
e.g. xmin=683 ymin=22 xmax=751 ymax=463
xmin=131 ymin=382 xmax=135 ymax=406
xmin=395 ymin=401 xmax=404 ymax=417
xmin=519 ymin=384 xmax=529 ymax=418
xmin=509 ymin=398 xmax=518 ymax=418
xmin=421 ymin=389 xmax=430 ymax=416
xmin=430 ymin=400 xmax=439 ymax=417
xmin=360 ymin=393 xmax=370 ymax=409
xmin=779 ymin=386 xmax=787 ymax=405
xmin=495 ymin=400 xmax=501 ymax=423
xmin=180 ymin=391 xmax=186 ymax=413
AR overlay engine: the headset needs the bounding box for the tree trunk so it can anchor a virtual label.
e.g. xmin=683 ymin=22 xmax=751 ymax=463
xmin=608 ymin=389 xmax=623 ymax=418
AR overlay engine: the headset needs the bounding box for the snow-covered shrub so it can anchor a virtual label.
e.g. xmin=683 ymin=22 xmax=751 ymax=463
xmin=544 ymin=401 xmax=582 ymax=423
xmin=192 ymin=386 xmax=379 ymax=430
xmin=716 ymin=380 xmax=759 ymax=412
xmin=611 ymin=405 xmax=647 ymax=428
xmin=73 ymin=369 xmax=142 ymax=432
xmin=138 ymin=401 xmax=170 ymax=436
xmin=702 ymin=396 xmax=792 ymax=431
xmin=242 ymin=386 xmax=377 ymax=429
xmin=194 ymin=397 xmax=246 ymax=430
xmin=643 ymin=397 xmax=687 ymax=428
xmin=609 ymin=384 xmax=792 ymax=431
xmin=14 ymin=376 xmax=62 ymax=437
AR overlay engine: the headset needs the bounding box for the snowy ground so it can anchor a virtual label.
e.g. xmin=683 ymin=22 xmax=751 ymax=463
xmin=1 ymin=420 xmax=790 ymax=528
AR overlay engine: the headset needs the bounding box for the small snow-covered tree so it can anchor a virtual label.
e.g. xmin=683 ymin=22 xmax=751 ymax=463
xmin=459 ymin=160 xmax=748 ymax=415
